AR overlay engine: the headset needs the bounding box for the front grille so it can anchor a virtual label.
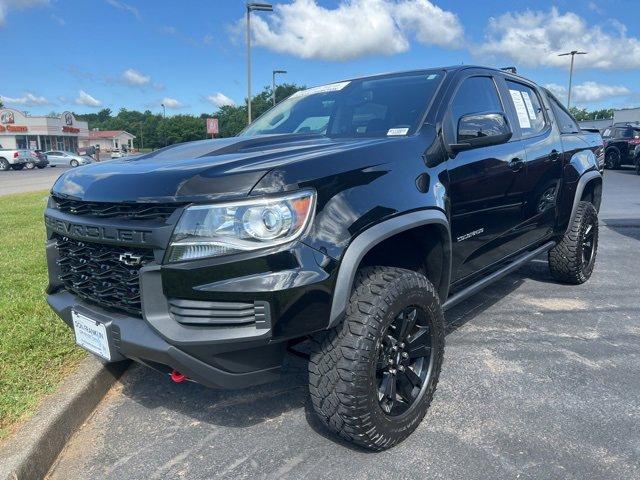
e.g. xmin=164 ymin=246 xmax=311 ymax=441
xmin=168 ymin=299 xmax=270 ymax=327
xmin=52 ymin=195 xmax=180 ymax=221
xmin=56 ymin=236 xmax=154 ymax=316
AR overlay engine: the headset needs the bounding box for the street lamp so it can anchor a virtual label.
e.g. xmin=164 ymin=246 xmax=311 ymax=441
xmin=272 ymin=69 xmax=287 ymax=106
xmin=161 ymin=103 xmax=167 ymax=147
xmin=246 ymin=2 xmax=273 ymax=124
xmin=558 ymin=50 xmax=587 ymax=109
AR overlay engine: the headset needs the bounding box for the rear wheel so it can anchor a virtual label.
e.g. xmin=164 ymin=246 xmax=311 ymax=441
xmin=309 ymin=266 xmax=444 ymax=450
xmin=548 ymin=201 xmax=598 ymax=284
xmin=0 ymin=158 xmax=9 ymax=171
xmin=25 ymin=161 xmax=35 ymax=170
xmin=605 ymin=149 xmax=621 ymax=169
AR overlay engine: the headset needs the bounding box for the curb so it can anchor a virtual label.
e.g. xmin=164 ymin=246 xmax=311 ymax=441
xmin=0 ymin=357 xmax=129 ymax=480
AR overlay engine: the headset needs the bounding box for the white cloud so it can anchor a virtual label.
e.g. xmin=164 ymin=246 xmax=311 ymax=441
xmin=50 ymin=12 xmax=65 ymax=26
xmin=476 ymin=8 xmax=640 ymax=69
xmin=0 ymin=0 xmax=49 ymax=26
xmin=121 ymin=68 xmax=151 ymax=86
xmin=75 ymin=90 xmax=102 ymax=107
xmin=206 ymin=93 xmax=235 ymax=108
xmin=161 ymin=97 xmax=184 ymax=109
xmin=0 ymin=92 xmax=50 ymax=106
xmin=104 ymin=0 xmax=139 ymax=19
xmin=247 ymin=0 xmax=463 ymax=61
xmin=545 ymin=82 xmax=630 ymax=103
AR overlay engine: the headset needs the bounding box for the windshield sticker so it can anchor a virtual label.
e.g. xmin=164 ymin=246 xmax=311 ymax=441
xmin=290 ymin=81 xmax=351 ymax=99
xmin=521 ymin=91 xmax=537 ymax=120
xmin=427 ymin=74 xmax=438 ymax=80
xmin=509 ymin=89 xmax=531 ymax=129
xmin=387 ymin=128 xmax=409 ymax=136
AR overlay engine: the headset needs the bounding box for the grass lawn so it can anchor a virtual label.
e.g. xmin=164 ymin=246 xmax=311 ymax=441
xmin=0 ymin=191 xmax=84 ymax=440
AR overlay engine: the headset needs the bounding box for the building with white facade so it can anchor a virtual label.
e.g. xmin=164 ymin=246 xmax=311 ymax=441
xmin=0 ymin=108 xmax=88 ymax=151
xmin=81 ymin=130 xmax=136 ymax=152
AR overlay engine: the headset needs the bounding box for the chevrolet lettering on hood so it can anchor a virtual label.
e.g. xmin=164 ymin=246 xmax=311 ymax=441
xmin=45 ymin=216 xmax=152 ymax=244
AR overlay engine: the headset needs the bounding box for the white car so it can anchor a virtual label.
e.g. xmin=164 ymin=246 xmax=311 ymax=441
xmin=110 ymin=149 xmax=125 ymax=159
xmin=0 ymin=148 xmax=31 ymax=171
xmin=44 ymin=151 xmax=92 ymax=167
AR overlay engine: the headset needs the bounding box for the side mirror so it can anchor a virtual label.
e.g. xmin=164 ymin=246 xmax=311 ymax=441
xmin=450 ymin=112 xmax=512 ymax=152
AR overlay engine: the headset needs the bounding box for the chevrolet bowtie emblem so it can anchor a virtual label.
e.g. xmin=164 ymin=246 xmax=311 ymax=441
xmin=119 ymin=252 xmax=143 ymax=267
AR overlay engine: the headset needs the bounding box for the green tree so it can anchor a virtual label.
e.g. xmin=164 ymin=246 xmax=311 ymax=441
xmin=72 ymin=84 xmax=306 ymax=148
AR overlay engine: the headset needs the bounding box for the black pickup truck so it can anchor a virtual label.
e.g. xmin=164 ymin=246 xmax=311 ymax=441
xmin=44 ymin=66 xmax=603 ymax=450
xmin=602 ymin=122 xmax=640 ymax=169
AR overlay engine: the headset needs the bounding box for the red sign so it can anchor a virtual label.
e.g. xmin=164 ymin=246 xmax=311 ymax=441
xmin=6 ymin=125 xmax=27 ymax=132
xmin=62 ymin=126 xmax=80 ymax=133
xmin=206 ymin=117 xmax=219 ymax=135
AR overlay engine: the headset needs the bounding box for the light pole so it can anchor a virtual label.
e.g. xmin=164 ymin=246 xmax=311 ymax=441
xmin=272 ymin=69 xmax=287 ymax=106
xmin=161 ymin=103 xmax=166 ymax=147
xmin=246 ymin=3 xmax=273 ymax=124
xmin=558 ymin=50 xmax=587 ymax=109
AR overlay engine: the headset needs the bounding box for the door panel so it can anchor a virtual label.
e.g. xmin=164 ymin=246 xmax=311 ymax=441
xmin=449 ymin=141 xmax=528 ymax=281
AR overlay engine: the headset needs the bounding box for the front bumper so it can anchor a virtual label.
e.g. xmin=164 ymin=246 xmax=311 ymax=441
xmin=45 ymin=205 xmax=337 ymax=389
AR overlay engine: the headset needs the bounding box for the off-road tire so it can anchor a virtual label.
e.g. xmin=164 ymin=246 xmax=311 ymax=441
xmin=604 ymin=149 xmax=621 ymax=169
xmin=548 ymin=201 xmax=598 ymax=284
xmin=0 ymin=158 xmax=9 ymax=171
xmin=308 ymin=266 xmax=445 ymax=451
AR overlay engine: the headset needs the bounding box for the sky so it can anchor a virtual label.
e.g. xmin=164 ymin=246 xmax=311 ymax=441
xmin=1 ymin=0 xmax=640 ymax=116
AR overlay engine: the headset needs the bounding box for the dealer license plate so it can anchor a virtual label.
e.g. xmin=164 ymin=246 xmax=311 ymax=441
xmin=72 ymin=311 xmax=111 ymax=361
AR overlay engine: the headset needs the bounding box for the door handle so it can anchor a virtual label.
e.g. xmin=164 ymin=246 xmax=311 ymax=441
xmin=549 ymin=149 xmax=560 ymax=161
xmin=509 ymin=157 xmax=524 ymax=172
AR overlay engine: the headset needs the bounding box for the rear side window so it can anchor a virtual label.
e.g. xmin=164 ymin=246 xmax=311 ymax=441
xmin=505 ymin=80 xmax=546 ymax=136
xmin=602 ymin=128 xmax=611 ymax=138
xmin=547 ymin=94 xmax=580 ymax=134
xmin=450 ymin=76 xmax=503 ymax=124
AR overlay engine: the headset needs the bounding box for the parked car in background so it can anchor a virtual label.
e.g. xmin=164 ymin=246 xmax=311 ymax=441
xmin=44 ymin=151 xmax=92 ymax=167
xmin=110 ymin=149 xmax=125 ymax=159
xmin=602 ymin=122 xmax=640 ymax=169
xmin=0 ymin=148 xmax=31 ymax=171
xmin=25 ymin=150 xmax=49 ymax=169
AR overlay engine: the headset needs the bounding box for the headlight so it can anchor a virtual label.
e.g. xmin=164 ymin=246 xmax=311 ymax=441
xmin=166 ymin=190 xmax=316 ymax=262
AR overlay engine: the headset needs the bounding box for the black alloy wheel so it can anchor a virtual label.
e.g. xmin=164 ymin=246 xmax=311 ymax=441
xmin=605 ymin=150 xmax=621 ymax=169
xmin=376 ymin=306 xmax=434 ymax=416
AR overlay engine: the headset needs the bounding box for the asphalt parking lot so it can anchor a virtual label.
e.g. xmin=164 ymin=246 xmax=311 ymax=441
xmin=46 ymin=170 xmax=640 ymax=480
xmin=0 ymin=166 xmax=69 ymax=195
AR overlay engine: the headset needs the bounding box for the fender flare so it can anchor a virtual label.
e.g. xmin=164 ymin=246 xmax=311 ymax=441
xmin=327 ymin=209 xmax=451 ymax=329
xmin=569 ymin=170 xmax=602 ymax=227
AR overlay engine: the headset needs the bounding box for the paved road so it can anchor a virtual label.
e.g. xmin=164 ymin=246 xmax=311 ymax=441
xmin=48 ymin=170 xmax=640 ymax=480
xmin=0 ymin=166 xmax=69 ymax=195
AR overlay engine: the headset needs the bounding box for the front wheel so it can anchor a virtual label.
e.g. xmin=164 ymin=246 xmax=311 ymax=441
xmin=25 ymin=161 xmax=35 ymax=170
xmin=70 ymin=160 xmax=79 ymax=167
xmin=548 ymin=201 xmax=598 ymax=284
xmin=309 ymin=266 xmax=445 ymax=451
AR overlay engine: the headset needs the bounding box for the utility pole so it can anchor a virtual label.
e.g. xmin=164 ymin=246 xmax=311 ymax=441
xmin=246 ymin=3 xmax=273 ymax=124
xmin=558 ymin=50 xmax=587 ymax=109
xmin=272 ymin=69 xmax=287 ymax=106
xmin=161 ymin=103 xmax=166 ymax=147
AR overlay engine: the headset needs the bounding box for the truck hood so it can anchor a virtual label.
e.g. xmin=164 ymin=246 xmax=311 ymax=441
xmin=51 ymin=134 xmax=394 ymax=203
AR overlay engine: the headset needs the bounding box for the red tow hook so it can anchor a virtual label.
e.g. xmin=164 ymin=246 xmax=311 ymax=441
xmin=170 ymin=369 xmax=187 ymax=383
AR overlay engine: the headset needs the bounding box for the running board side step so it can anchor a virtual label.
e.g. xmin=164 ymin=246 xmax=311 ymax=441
xmin=442 ymin=241 xmax=555 ymax=311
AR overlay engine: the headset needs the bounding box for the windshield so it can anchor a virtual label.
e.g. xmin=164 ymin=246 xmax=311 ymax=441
xmin=241 ymin=71 xmax=444 ymax=138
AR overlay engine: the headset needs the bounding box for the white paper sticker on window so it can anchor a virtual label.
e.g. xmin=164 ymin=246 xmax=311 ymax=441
xmin=521 ymin=91 xmax=537 ymax=120
xmin=290 ymin=81 xmax=350 ymax=99
xmin=387 ymin=128 xmax=409 ymax=136
xmin=509 ymin=89 xmax=531 ymax=129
